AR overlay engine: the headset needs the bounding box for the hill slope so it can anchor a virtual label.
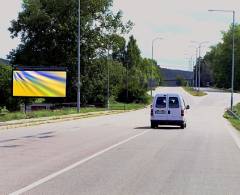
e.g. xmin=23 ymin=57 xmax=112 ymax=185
xmin=161 ymin=68 xmax=193 ymax=80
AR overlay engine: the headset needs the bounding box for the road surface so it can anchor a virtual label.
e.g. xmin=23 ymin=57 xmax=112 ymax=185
xmin=1 ymin=87 xmax=240 ymax=195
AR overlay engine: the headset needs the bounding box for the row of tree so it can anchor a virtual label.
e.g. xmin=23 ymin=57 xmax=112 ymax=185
xmin=201 ymin=24 xmax=240 ymax=89
xmin=0 ymin=0 xmax=162 ymax=111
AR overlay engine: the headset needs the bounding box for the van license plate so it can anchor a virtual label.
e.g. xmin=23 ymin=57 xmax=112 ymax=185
xmin=155 ymin=110 xmax=166 ymax=114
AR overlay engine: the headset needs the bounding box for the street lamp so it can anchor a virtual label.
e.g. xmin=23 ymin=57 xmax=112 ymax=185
xmin=184 ymin=54 xmax=195 ymax=87
xmin=208 ymin=9 xmax=235 ymax=111
xmin=189 ymin=45 xmax=199 ymax=90
xmin=77 ymin=0 xmax=81 ymax=113
xmin=151 ymin=37 xmax=163 ymax=97
xmin=107 ymin=47 xmax=112 ymax=110
xmin=191 ymin=41 xmax=209 ymax=91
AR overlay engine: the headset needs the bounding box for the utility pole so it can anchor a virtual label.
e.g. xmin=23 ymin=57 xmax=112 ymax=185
xmin=107 ymin=48 xmax=110 ymax=110
xmin=231 ymin=11 xmax=235 ymax=111
xmin=198 ymin=45 xmax=201 ymax=91
xmin=191 ymin=41 xmax=208 ymax=91
xmin=195 ymin=47 xmax=198 ymax=90
xmin=151 ymin=37 xmax=163 ymax=96
xmin=77 ymin=0 xmax=81 ymax=113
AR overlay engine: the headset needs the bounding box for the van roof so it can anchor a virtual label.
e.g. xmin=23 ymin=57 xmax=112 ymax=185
xmin=154 ymin=93 xmax=181 ymax=97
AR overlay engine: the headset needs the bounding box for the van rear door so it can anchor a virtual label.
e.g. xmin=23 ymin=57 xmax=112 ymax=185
xmin=168 ymin=96 xmax=182 ymax=121
xmin=154 ymin=95 xmax=168 ymax=121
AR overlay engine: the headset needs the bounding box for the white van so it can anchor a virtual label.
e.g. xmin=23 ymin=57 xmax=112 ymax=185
xmin=150 ymin=93 xmax=190 ymax=129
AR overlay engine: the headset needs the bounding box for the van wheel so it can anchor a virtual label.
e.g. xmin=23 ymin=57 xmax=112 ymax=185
xmin=180 ymin=124 xmax=185 ymax=129
xmin=151 ymin=122 xmax=157 ymax=129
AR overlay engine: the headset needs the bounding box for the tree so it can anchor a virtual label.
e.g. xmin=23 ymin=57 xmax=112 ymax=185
xmin=125 ymin=35 xmax=141 ymax=69
xmin=0 ymin=64 xmax=22 ymax=111
xmin=6 ymin=0 xmax=162 ymax=109
xmin=107 ymin=34 xmax=126 ymax=64
xmin=176 ymin=75 xmax=187 ymax=86
xmin=117 ymin=36 xmax=162 ymax=103
xmin=141 ymin=58 xmax=162 ymax=88
xmin=204 ymin=24 xmax=240 ymax=90
xmin=8 ymin=0 xmax=132 ymax=105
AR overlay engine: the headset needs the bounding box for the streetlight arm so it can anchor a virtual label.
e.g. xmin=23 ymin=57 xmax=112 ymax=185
xmin=152 ymin=37 xmax=163 ymax=44
xmin=208 ymin=9 xmax=234 ymax=13
xmin=152 ymin=37 xmax=163 ymax=60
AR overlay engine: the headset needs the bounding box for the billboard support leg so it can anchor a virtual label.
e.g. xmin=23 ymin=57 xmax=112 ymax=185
xmin=24 ymin=99 xmax=27 ymax=115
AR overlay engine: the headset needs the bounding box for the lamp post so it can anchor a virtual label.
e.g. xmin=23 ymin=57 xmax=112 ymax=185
xmin=208 ymin=9 xmax=235 ymax=111
xmin=107 ymin=47 xmax=112 ymax=110
xmin=191 ymin=41 xmax=209 ymax=91
xmin=184 ymin=51 xmax=195 ymax=87
xmin=107 ymin=48 xmax=110 ymax=110
xmin=77 ymin=0 xmax=81 ymax=113
xmin=194 ymin=47 xmax=198 ymax=90
xmin=151 ymin=37 xmax=163 ymax=97
xmin=185 ymin=56 xmax=195 ymax=87
xmin=189 ymin=45 xmax=199 ymax=90
xmin=191 ymin=57 xmax=195 ymax=87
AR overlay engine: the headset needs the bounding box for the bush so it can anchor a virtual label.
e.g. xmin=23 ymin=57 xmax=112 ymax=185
xmin=0 ymin=64 xmax=23 ymax=111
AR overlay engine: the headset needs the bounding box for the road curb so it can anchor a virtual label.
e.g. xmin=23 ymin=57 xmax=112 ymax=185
xmin=0 ymin=110 xmax=129 ymax=130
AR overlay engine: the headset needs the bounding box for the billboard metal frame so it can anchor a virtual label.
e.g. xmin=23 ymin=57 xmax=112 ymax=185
xmin=12 ymin=66 xmax=68 ymax=98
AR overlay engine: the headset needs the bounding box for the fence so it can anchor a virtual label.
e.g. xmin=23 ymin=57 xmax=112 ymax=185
xmin=227 ymin=109 xmax=240 ymax=120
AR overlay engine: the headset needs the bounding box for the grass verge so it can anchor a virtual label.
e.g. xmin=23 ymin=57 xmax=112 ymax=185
xmin=224 ymin=103 xmax=240 ymax=131
xmin=183 ymin=86 xmax=207 ymax=96
xmin=0 ymin=102 xmax=147 ymax=122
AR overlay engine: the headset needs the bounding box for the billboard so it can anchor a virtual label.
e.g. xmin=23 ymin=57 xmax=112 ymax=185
xmin=13 ymin=70 xmax=67 ymax=97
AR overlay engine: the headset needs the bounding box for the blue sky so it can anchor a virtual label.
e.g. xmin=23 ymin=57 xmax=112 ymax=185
xmin=1 ymin=0 xmax=240 ymax=71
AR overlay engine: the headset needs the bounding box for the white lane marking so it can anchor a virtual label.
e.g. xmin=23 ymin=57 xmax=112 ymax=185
xmin=9 ymin=130 xmax=150 ymax=195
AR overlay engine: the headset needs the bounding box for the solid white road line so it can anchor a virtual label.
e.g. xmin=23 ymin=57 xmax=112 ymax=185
xmin=9 ymin=130 xmax=150 ymax=195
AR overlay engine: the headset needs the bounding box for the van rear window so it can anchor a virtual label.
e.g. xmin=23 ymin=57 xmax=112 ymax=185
xmin=156 ymin=97 xmax=166 ymax=108
xmin=169 ymin=97 xmax=179 ymax=108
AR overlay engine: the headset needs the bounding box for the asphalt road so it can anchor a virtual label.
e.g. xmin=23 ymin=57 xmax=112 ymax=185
xmin=2 ymin=87 xmax=240 ymax=195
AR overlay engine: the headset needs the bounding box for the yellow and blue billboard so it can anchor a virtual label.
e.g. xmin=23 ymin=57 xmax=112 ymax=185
xmin=13 ymin=70 xmax=67 ymax=97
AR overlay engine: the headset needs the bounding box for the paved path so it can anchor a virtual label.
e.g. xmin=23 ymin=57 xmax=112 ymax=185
xmin=1 ymin=87 xmax=240 ymax=195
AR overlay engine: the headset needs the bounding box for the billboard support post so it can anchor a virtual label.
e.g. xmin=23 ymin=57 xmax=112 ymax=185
xmin=24 ymin=100 xmax=27 ymax=114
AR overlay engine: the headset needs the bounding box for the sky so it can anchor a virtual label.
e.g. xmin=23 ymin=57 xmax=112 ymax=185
xmin=0 ymin=0 xmax=22 ymax=60
xmin=0 ymin=0 xmax=240 ymax=71
xmin=113 ymin=0 xmax=240 ymax=70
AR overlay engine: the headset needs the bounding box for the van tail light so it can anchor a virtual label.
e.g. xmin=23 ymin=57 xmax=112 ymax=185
xmin=151 ymin=109 xmax=153 ymax=116
xmin=181 ymin=109 xmax=184 ymax=116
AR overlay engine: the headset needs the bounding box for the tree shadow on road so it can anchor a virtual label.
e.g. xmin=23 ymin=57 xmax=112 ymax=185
xmin=0 ymin=145 xmax=22 ymax=148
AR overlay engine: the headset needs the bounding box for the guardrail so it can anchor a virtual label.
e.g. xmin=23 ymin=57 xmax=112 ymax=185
xmin=23 ymin=103 xmax=130 ymax=112
xmin=226 ymin=109 xmax=240 ymax=120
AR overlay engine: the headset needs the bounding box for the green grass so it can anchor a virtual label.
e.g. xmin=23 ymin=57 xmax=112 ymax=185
xmin=183 ymin=86 xmax=207 ymax=96
xmin=231 ymin=103 xmax=240 ymax=115
xmin=0 ymin=107 xmax=103 ymax=122
xmin=110 ymin=102 xmax=147 ymax=110
xmin=224 ymin=103 xmax=240 ymax=131
xmin=0 ymin=102 xmax=147 ymax=122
